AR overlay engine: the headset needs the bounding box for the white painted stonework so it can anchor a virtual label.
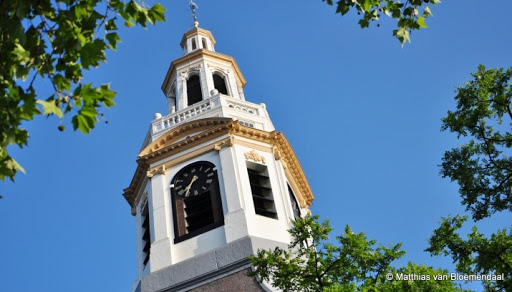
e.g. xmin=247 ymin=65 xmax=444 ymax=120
xmin=127 ymin=26 xmax=312 ymax=292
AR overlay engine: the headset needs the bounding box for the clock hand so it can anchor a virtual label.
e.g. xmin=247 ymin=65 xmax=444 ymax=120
xmin=184 ymin=175 xmax=199 ymax=197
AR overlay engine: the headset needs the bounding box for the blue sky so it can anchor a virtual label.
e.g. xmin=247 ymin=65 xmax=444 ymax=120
xmin=1 ymin=1 xmax=511 ymax=291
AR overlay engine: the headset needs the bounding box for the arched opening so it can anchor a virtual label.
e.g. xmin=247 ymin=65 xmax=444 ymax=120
xmin=187 ymin=75 xmax=202 ymax=106
xmin=167 ymin=83 xmax=176 ymax=113
xmin=191 ymin=38 xmax=197 ymax=50
xmin=213 ymin=74 xmax=228 ymax=95
xmin=287 ymin=184 xmax=301 ymax=219
xmin=202 ymin=38 xmax=208 ymax=50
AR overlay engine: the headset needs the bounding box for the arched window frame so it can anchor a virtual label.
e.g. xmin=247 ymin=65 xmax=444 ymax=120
xmin=191 ymin=38 xmax=197 ymax=51
xmin=186 ymin=72 xmax=203 ymax=106
xmin=201 ymin=37 xmax=208 ymax=50
xmin=167 ymin=82 xmax=177 ymax=113
xmin=212 ymin=71 xmax=229 ymax=96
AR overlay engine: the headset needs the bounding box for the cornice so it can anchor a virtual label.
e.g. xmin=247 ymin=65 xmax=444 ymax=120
xmin=139 ymin=117 xmax=233 ymax=158
xmin=180 ymin=27 xmax=217 ymax=48
xmin=273 ymin=133 xmax=315 ymax=207
xmin=123 ymin=118 xmax=314 ymax=214
xmin=161 ymin=49 xmax=247 ymax=93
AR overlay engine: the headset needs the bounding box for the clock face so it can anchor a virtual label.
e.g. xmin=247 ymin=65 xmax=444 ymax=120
xmin=173 ymin=162 xmax=216 ymax=198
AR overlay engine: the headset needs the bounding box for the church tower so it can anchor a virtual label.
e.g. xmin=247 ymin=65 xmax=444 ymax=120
xmin=123 ymin=20 xmax=314 ymax=292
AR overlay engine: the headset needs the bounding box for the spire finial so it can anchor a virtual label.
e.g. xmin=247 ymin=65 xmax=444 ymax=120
xmin=189 ymin=0 xmax=199 ymax=27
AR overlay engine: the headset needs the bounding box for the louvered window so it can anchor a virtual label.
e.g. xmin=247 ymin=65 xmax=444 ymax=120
xmin=183 ymin=192 xmax=214 ymax=233
xmin=248 ymin=168 xmax=277 ymax=219
xmin=141 ymin=201 xmax=151 ymax=266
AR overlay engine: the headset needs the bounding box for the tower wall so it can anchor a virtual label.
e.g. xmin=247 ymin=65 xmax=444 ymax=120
xmin=124 ymin=25 xmax=314 ymax=292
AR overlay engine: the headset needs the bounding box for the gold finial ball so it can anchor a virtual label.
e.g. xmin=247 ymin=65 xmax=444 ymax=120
xmin=194 ymin=21 xmax=199 ymax=27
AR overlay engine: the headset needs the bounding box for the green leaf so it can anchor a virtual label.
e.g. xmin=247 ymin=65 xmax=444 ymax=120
xmin=417 ymin=16 xmax=427 ymax=28
xmin=99 ymin=84 xmax=116 ymax=107
xmin=72 ymin=111 xmax=96 ymax=134
xmin=362 ymin=0 xmax=372 ymax=12
xmin=6 ymin=157 xmax=25 ymax=174
xmin=336 ymin=2 xmax=350 ymax=15
xmin=105 ymin=32 xmax=121 ymax=50
xmin=393 ymin=27 xmax=410 ymax=45
xmin=358 ymin=19 xmax=370 ymax=28
xmin=106 ymin=19 xmax=118 ymax=31
xmin=13 ymin=43 xmax=30 ymax=65
xmin=80 ymin=40 xmax=107 ymax=69
xmin=74 ymin=5 xmax=88 ymax=19
xmin=36 ymin=100 xmax=63 ymax=118
xmin=54 ymin=74 xmax=71 ymax=92
xmin=149 ymin=3 xmax=166 ymax=22
xmin=125 ymin=19 xmax=135 ymax=28
xmin=424 ymin=6 xmax=432 ymax=17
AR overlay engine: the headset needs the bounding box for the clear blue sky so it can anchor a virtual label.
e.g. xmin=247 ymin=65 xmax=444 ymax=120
xmin=1 ymin=1 xmax=511 ymax=291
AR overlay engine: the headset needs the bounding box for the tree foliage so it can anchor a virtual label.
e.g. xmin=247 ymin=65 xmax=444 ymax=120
xmin=321 ymin=0 xmax=440 ymax=45
xmin=427 ymin=215 xmax=511 ymax=291
xmin=440 ymin=65 xmax=512 ymax=221
xmin=0 ymin=0 xmax=165 ymax=182
xmin=427 ymin=65 xmax=512 ymax=292
xmin=249 ymin=215 xmax=466 ymax=291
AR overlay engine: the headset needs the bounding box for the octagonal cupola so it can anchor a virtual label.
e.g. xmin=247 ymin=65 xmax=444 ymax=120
xmin=161 ymin=24 xmax=252 ymax=118
xmin=180 ymin=22 xmax=216 ymax=55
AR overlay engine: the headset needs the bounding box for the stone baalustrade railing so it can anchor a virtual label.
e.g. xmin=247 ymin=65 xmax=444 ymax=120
xmin=148 ymin=93 xmax=274 ymax=139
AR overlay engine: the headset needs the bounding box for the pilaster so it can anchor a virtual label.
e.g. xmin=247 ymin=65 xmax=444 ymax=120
xmin=226 ymin=70 xmax=241 ymax=100
xmin=177 ymin=73 xmax=186 ymax=111
xmin=148 ymin=168 xmax=173 ymax=271
xmin=218 ymin=145 xmax=249 ymax=243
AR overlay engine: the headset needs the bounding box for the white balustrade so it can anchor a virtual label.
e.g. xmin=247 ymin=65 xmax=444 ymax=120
xmin=150 ymin=94 xmax=267 ymax=136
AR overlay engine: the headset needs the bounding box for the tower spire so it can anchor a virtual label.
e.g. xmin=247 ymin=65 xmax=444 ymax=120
xmin=189 ymin=0 xmax=199 ymax=27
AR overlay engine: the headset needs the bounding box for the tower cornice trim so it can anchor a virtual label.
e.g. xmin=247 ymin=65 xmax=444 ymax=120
xmin=123 ymin=119 xmax=314 ymax=214
xmin=179 ymin=27 xmax=217 ymax=48
xmin=162 ymin=49 xmax=247 ymax=95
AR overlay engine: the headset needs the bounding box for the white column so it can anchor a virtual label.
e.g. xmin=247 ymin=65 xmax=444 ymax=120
xmin=148 ymin=172 xmax=173 ymax=272
xmin=226 ymin=71 xmax=241 ymax=100
xmin=204 ymin=63 xmax=215 ymax=98
xmin=199 ymin=62 xmax=210 ymax=100
xmin=218 ymin=145 xmax=249 ymax=243
xmin=176 ymin=73 xmax=186 ymax=110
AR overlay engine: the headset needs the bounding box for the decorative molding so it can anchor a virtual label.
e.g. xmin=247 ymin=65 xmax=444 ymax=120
xmin=147 ymin=165 xmax=166 ymax=178
xmin=232 ymin=137 xmax=272 ymax=153
xmin=161 ymin=49 xmax=247 ymax=95
xmin=139 ymin=117 xmax=233 ymax=158
xmin=123 ymin=119 xmax=314 ymax=212
xmin=214 ymin=136 xmax=233 ymax=151
xmin=244 ymin=150 xmax=266 ymax=164
xmin=180 ymin=27 xmax=217 ymax=48
xmin=272 ymin=146 xmax=281 ymax=160
xmin=160 ymin=138 xmax=229 ymax=171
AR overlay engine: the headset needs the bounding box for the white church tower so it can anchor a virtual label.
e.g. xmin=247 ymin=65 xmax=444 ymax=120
xmin=123 ymin=19 xmax=314 ymax=292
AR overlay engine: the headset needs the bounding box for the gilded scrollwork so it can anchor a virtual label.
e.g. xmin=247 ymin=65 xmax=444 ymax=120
xmin=244 ymin=150 xmax=266 ymax=164
xmin=147 ymin=165 xmax=166 ymax=178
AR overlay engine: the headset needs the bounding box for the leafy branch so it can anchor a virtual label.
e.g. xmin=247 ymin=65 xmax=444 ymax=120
xmin=249 ymin=215 xmax=466 ymax=291
xmin=0 ymin=0 xmax=166 ymax=182
xmin=322 ymin=0 xmax=441 ymax=45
